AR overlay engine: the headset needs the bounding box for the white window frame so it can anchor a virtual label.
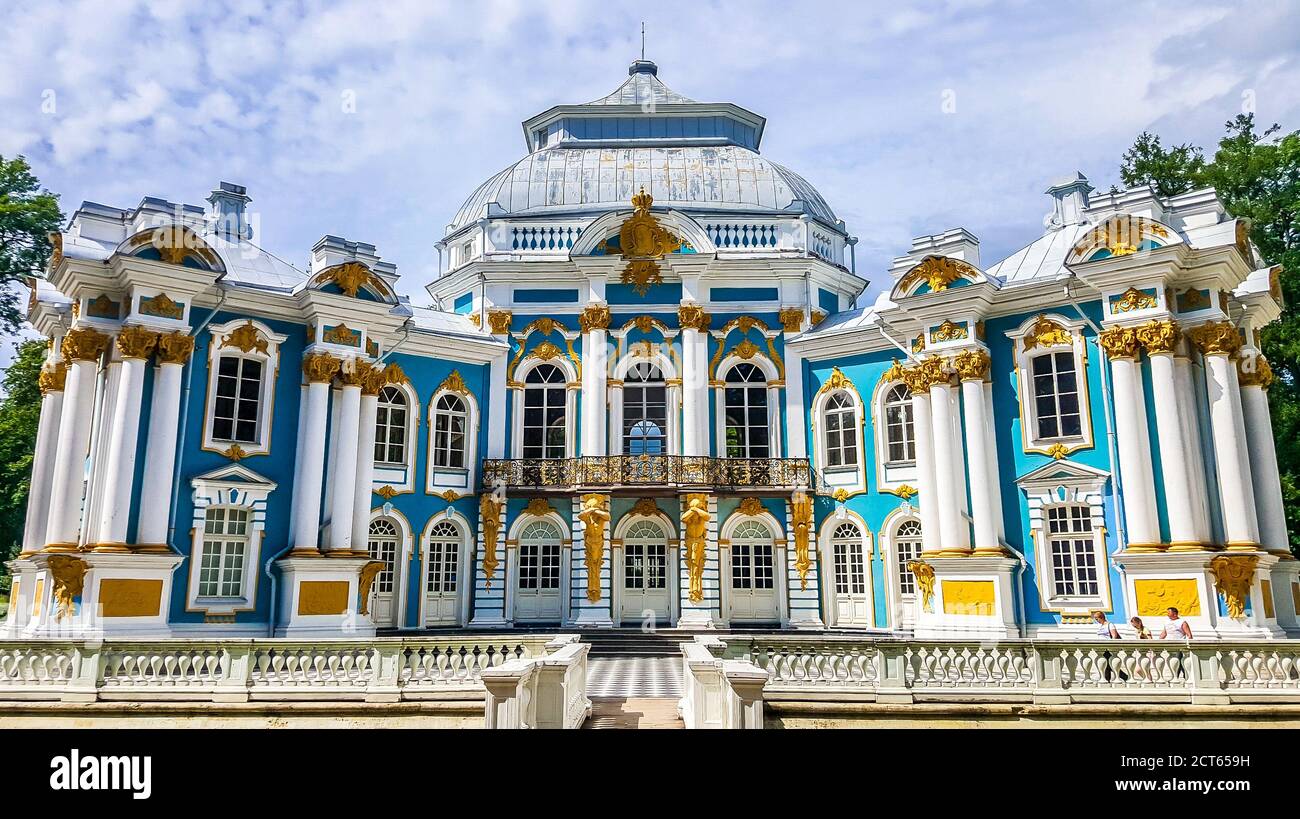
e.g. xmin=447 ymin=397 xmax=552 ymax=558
xmin=1017 ymin=460 xmax=1113 ymax=615
xmin=374 ymin=380 xmax=419 ymax=495
xmin=611 ymin=345 xmax=681 ymax=456
xmin=425 ymin=378 xmax=478 ymax=494
xmin=364 ymin=508 xmax=415 ymax=628
xmin=186 ymin=464 xmax=277 ymax=616
xmin=816 ymin=509 xmax=874 ymax=628
xmin=714 ymin=353 xmax=782 ymax=460
xmin=419 ymin=509 xmax=473 ymax=627
xmin=510 ymin=357 xmax=578 ymax=460
xmin=1006 ymin=314 xmax=1094 ymax=458
xmin=505 ymin=508 xmax=573 ymax=625
xmin=202 ymin=318 xmax=287 ymax=458
xmin=718 ymin=506 xmax=788 ymax=627
xmin=872 ymin=376 xmax=918 ymax=493
xmin=878 ymin=509 xmax=924 ymax=630
xmin=812 ymin=370 xmax=865 ymax=497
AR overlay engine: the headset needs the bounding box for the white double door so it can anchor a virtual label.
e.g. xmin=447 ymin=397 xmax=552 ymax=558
xmin=515 ymin=541 xmax=563 ymax=622
xmin=832 ymin=540 xmax=870 ymax=627
xmin=423 ymin=522 xmax=460 ymax=626
xmin=729 ymin=541 xmax=780 ymax=623
xmin=621 ymin=540 xmax=671 ymax=624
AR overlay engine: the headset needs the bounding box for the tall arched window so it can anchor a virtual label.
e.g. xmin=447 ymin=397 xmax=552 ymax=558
xmin=368 ymin=518 xmax=399 ymax=596
xmin=884 ymin=384 xmax=915 ymax=465
xmin=724 ymin=363 xmax=769 ymax=458
xmin=212 ymin=354 xmax=263 ymax=444
xmin=894 ymin=519 xmax=923 ymax=596
xmin=523 ymin=364 xmax=567 ymax=459
xmin=823 ymin=392 xmax=858 ymax=468
xmin=375 ymin=386 xmax=409 ymax=466
xmin=431 ymin=393 xmax=468 ymax=468
xmin=831 ymin=521 xmax=865 ymax=597
xmin=624 ymin=361 xmax=667 ymax=455
xmin=425 ymin=519 xmax=460 ymax=595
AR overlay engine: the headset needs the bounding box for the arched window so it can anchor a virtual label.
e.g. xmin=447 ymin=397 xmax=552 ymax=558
xmin=831 ymin=520 xmax=865 ymax=597
xmin=375 ymin=386 xmax=409 ymax=466
xmin=425 ymin=519 xmax=460 ymax=594
xmin=894 ymin=519 xmax=923 ymax=596
xmin=624 ymin=361 xmax=667 ymax=455
xmin=368 ymin=518 xmax=399 ymax=595
xmin=523 ymin=364 xmax=567 ymax=459
xmin=883 ymin=384 xmax=915 ymax=465
xmin=1045 ymin=504 xmax=1097 ymax=598
xmin=198 ymin=507 xmax=249 ymax=599
xmin=212 ymin=355 xmax=263 ymax=444
xmin=823 ymin=392 xmax=858 ymax=468
xmin=724 ymin=363 xmax=769 ymax=458
xmin=1030 ymin=350 xmax=1082 ymax=440
xmin=431 ymin=393 xmax=468 ymax=468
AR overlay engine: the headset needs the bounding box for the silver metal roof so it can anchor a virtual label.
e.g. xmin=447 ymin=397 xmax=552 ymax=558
xmin=584 ymin=68 xmax=698 ymax=107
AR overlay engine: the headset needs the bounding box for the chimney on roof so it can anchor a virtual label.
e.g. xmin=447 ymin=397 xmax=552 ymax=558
xmin=207 ymin=181 xmax=252 ymax=242
xmin=1044 ymin=172 xmax=1093 ymax=229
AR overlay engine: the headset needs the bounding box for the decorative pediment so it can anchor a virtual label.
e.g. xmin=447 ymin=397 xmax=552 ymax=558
xmin=892 ymin=255 xmax=985 ymax=300
xmin=191 ymin=463 xmax=279 ymax=491
xmin=1016 ymin=459 xmax=1109 ymax=493
xmin=1069 ymin=215 xmax=1178 ymax=263
xmin=309 ymin=261 xmax=397 ymax=303
xmin=117 ymin=225 xmax=225 ymax=272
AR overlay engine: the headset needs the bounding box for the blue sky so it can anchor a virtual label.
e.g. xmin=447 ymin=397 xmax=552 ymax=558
xmin=2 ymin=0 xmax=1297 ymax=336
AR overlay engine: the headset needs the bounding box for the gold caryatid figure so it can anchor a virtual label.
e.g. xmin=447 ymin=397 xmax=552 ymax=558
xmin=791 ymin=491 xmax=814 ymax=591
xmin=682 ymin=493 xmax=710 ymax=603
xmin=577 ymin=494 xmax=611 ymax=603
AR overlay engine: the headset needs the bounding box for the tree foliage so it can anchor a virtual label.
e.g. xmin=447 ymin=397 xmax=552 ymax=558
xmin=1120 ymin=114 xmax=1300 ymax=551
xmin=0 ymin=155 xmax=62 ymax=333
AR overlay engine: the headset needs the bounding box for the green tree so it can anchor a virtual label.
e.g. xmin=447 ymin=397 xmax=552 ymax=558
xmin=0 ymin=155 xmax=62 ymax=333
xmin=1120 ymin=114 xmax=1300 ymax=552
xmin=0 ymin=339 xmax=46 ymax=579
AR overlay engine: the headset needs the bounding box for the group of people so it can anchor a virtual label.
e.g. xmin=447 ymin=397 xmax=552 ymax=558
xmin=1091 ymin=608 xmax=1193 ymax=640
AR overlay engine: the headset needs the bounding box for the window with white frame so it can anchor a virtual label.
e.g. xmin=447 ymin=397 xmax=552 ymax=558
xmin=1045 ymin=505 xmax=1098 ymax=598
xmin=523 ymin=364 xmax=567 ymax=459
xmin=730 ymin=520 xmax=775 ymax=590
xmin=203 ymin=320 xmax=285 ymax=458
xmin=425 ymin=519 xmax=459 ymax=594
xmin=375 ymin=386 xmax=409 ymax=466
xmin=212 ymin=355 xmax=263 ymax=444
xmin=894 ymin=519 xmax=922 ymax=597
xmin=724 ymin=363 xmax=770 ymax=458
xmin=1009 ymin=314 xmax=1094 ymax=456
xmin=431 ymin=393 xmax=468 ymax=468
xmin=823 ymin=392 xmax=859 ymax=468
xmin=883 ymin=384 xmax=915 ymax=464
xmin=1031 ymin=351 xmax=1082 ymax=440
xmin=368 ymin=519 xmax=399 ymax=595
xmin=518 ymin=520 xmax=562 ymax=589
xmin=198 ymin=507 xmax=249 ymax=599
xmin=831 ymin=521 xmax=865 ymax=595
xmin=624 ymin=362 xmax=667 ymax=455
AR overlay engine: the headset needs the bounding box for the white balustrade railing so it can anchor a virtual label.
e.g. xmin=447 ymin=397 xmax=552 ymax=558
xmin=679 ymin=636 xmax=769 ymax=729
xmin=481 ymin=635 xmax=591 ymax=729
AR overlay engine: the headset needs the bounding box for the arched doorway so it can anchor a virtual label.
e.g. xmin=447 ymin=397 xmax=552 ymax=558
xmin=367 ymin=518 xmax=401 ymax=628
xmin=515 ymin=519 xmax=563 ymax=622
xmin=828 ymin=519 xmax=870 ymax=627
xmin=728 ymin=519 xmax=779 ymax=623
xmin=890 ymin=518 xmax=924 ymax=630
xmin=620 ymin=518 xmax=670 ymax=624
xmin=423 ymin=518 xmax=462 ymax=626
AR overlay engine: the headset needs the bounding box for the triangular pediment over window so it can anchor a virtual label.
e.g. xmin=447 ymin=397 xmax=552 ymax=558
xmin=191 ymin=463 xmax=278 ymax=492
xmin=1016 ymin=459 xmax=1109 ymax=494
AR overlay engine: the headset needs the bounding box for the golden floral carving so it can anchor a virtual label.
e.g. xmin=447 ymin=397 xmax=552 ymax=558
xmin=302 ymin=352 xmax=342 ymax=383
xmin=525 ymin=498 xmax=554 ymax=517
xmin=578 ymin=494 xmax=611 ymax=603
xmin=620 ymin=259 xmax=663 ymax=296
xmin=733 ymin=339 xmax=760 ymax=360
xmin=480 ymin=494 xmax=502 ymax=587
xmin=38 ymin=362 xmax=67 ymax=394
xmin=49 ymin=232 xmax=63 ymax=271
xmin=438 ymin=369 xmax=469 ymax=395
xmin=817 ymin=366 xmax=858 ymax=398
xmin=633 ymin=315 xmax=655 ymax=334
xmin=1176 ymin=288 xmax=1209 ymax=312
xmin=682 ymin=493 xmax=710 ymax=604
xmin=1210 ymin=555 xmax=1258 ymax=620
xmin=1022 ymin=314 xmax=1072 ymax=352
xmin=321 ymin=262 xmax=380 ymax=298
xmin=901 ymin=356 xmax=948 ymax=393
xmin=1046 ymin=443 xmax=1069 ymax=460
xmin=1187 ymin=321 xmax=1242 ymax=357
xmin=528 ymin=340 xmax=563 ymax=362
xmin=931 ymin=319 xmax=968 ymax=342
xmin=678 ymin=304 xmax=710 ymax=331
xmin=952 ymin=348 xmax=991 ymax=382
xmin=375 ymin=485 xmax=397 ymax=500
xmin=880 ymin=359 xmax=907 ymax=386
xmin=1238 ymin=355 xmax=1275 ymax=389
xmin=61 ymin=327 xmax=110 ymax=362
xmin=358 ymin=561 xmax=384 ymax=616
xmin=115 ymin=325 xmax=158 ymax=360
xmin=1098 ymin=326 xmax=1141 ymax=360
xmin=220 ymin=444 xmax=248 ymax=461
xmin=1072 ymin=217 xmax=1170 ymax=260
xmin=907 ymin=559 xmax=935 ymax=613
xmin=791 ymin=492 xmax=813 ymax=591
xmin=155 ymin=331 xmax=195 ymax=364
xmin=897 ymin=254 xmax=980 ymax=294
xmin=631 ymin=498 xmax=660 ymax=517
xmin=911 ymin=334 xmax=925 ymax=353
xmin=1135 ymin=319 xmax=1180 ymax=355
xmin=439 ymin=490 xmax=462 ymax=502
xmin=222 ymin=322 xmax=269 ymax=355
xmin=832 ymin=488 xmax=850 ymax=502
xmin=47 ymin=555 xmax=87 ymax=622
xmin=778 ymin=307 xmax=804 ymax=333
xmin=323 ymin=323 xmax=360 ymax=347
xmin=468 ymin=313 xmax=481 ymax=328
xmin=86 ymin=294 xmax=121 ymax=320
xmin=1112 ymin=287 xmax=1157 ymax=313
xmin=737 ymin=497 xmax=765 ymax=517
xmin=487 ymin=310 xmax=513 ymax=334
xmin=382 ymin=362 xmax=409 ymax=385
xmin=579 ymin=304 xmax=611 ymax=332
xmin=891 ymin=485 xmax=918 ymax=500
xmin=138 ymin=292 xmax=185 ymax=320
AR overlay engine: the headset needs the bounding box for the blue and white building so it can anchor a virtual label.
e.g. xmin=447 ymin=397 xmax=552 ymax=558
xmin=5 ymin=60 xmax=1297 ymax=640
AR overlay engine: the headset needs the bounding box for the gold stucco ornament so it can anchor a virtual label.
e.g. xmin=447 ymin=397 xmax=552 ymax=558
xmin=1135 ymin=319 xmax=1180 ymax=354
xmin=952 ymin=348 xmax=991 ymax=382
xmin=1210 ymin=555 xmax=1258 ymax=620
xmin=358 ymin=561 xmax=385 ymax=616
xmin=931 ymin=319 xmax=968 ymax=342
xmin=221 ymin=321 xmax=269 ymax=355
xmin=907 ymin=559 xmax=935 ymax=613
xmin=479 ymin=493 xmax=502 ymax=588
xmin=578 ymin=494 xmax=611 ymax=603
xmin=38 ymin=362 xmax=67 ymax=395
xmin=1097 ymin=326 xmax=1141 ymax=360
xmin=487 ymin=309 xmax=513 ymax=334
xmin=1022 ymin=314 xmax=1071 ymax=352
xmin=61 ymin=327 xmax=110 ymax=362
xmin=778 ymin=307 xmax=804 ymax=333
xmin=677 ymin=304 xmax=710 ymax=331
xmin=896 ymin=255 xmax=979 ymax=295
xmin=48 ymin=555 xmax=88 ymax=622
xmin=302 ymin=352 xmax=342 ymax=383
xmin=115 ymin=325 xmax=159 ymax=360
xmin=1187 ymin=321 xmax=1242 ymax=357
xmin=1113 ymin=287 xmax=1157 ymax=313
xmin=155 ymin=331 xmax=195 ymax=364
xmin=682 ymin=493 xmax=710 ymax=604
xmin=579 ymin=304 xmax=611 ymax=333
xmin=791 ymin=492 xmax=813 ymax=591
xmin=615 ymin=188 xmax=683 ymax=296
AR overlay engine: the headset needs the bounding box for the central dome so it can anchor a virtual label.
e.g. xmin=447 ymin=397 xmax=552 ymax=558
xmin=446 ymin=61 xmax=841 ymax=235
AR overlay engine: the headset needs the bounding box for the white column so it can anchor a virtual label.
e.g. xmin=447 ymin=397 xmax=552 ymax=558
xmin=680 ymin=306 xmax=710 ymax=456
xmin=784 ymin=346 xmax=806 ymax=458
xmin=767 ymin=384 xmax=783 ymax=458
xmin=44 ymin=328 xmax=109 ymax=551
xmin=325 ymin=376 xmax=362 ymax=554
xmin=580 ymin=310 xmax=608 ymax=457
xmin=136 ymin=333 xmax=193 ymax=550
xmin=350 ymin=380 xmax=380 ymax=557
xmin=1240 ymin=366 xmax=1290 ymax=557
xmin=95 ymin=327 xmax=157 ymax=550
xmin=958 ymin=353 xmax=1000 ymax=555
xmin=487 ymin=353 xmax=507 ymax=460
xmin=20 ymin=362 xmax=65 ymax=555
xmin=288 ymin=353 xmax=340 ymax=555
xmin=929 ymin=378 xmax=970 ymax=555
xmin=1101 ymin=329 xmax=1160 ymax=549
xmin=1200 ymin=343 xmax=1261 ymax=549
xmin=982 ymin=382 xmax=1005 ymax=541
xmin=1144 ymin=335 xmax=1200 ymax=549
xmin=908 ymin=386 xmax=942 ymax=556
xmin=1174 ymin=355 xmax=1213 ymax=544
xmin=608 ymin=382 xmax=624 ymax=455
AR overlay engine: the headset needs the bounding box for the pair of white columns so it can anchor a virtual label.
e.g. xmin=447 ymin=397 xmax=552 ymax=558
xmin=43 ymin=329 xmax=111 ymax=551
xmin=1239 ymin=360 xmax=1290 ymax=557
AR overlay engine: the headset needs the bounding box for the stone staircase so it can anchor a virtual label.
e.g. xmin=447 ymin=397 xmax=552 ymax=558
xmin=578 ymin=629 xmax=694 ymax=657
xmin=579 ymin=631 xmax=690 ymax=729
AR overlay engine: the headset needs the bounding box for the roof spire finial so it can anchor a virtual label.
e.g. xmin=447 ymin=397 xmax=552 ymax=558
xmin=641 ymin=21 xmax=646 ymax=60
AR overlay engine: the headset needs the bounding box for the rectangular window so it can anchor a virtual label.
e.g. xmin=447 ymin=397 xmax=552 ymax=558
xmin=199 ymin=507 xmax=249 ymax=599
xmin=1031 ymin=352 xmax=1082 ymax=440
xmin=212 ymin=356 xmax=262 ymax=444
xmin=1047 ymin=505 xmax=1098 ymax=598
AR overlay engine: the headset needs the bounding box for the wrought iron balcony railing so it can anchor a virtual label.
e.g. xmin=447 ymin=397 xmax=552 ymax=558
xmin=481 ymin=455 xmax=816 ymax=491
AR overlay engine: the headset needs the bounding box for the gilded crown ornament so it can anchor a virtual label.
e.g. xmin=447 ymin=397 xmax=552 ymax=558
xmin=578 ymin=494 xmax=611 ymax=603
xmin=1135 ymin=319 xmax=1180 ymax=355
xmin=579 ymin=304 xmax=611 ymax=332
xmin=1187 ymin=321 xmax=1242 ymax=357
xmin=38 ymin=362 xmax=67 ymax=394
xmin=61 ymin=327 xmax=110 ymax=362
xmin=115 ymin=325 xmax=159 ymax=360
xmin=1097 ymin=326 xmax=1141 ymax=360
xmin=487 ymin=309 xmax=513 ymax=334
xmin=897 ymin=255 xmax=979 ymax=295
xmin=438 ymin=369 xmax=470 ymax=395
xmin=321 ymin=262 xmax=380 ymax=298
xmin=612 ymin=188 xmax=684 ymax=296
xmin=952 ymin=348 xmax=991 ymax=382
xmin=222 ymin=321 xmax=269 ymax=354
xmin=480 ymin=494 xmax=502 ymax=588
xmin=155 ymin=331 xmax=195 ymax=364
xmin=302 ymin=352 xmax=342 ymax=383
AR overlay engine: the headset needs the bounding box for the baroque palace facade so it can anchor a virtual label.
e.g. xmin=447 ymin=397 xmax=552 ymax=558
xmin=4 ymin=60 xmax=1298 ymax=640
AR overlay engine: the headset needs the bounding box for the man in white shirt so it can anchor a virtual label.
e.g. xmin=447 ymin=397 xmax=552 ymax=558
xmin=1158 ymin=606 xmax=1193 ymax=639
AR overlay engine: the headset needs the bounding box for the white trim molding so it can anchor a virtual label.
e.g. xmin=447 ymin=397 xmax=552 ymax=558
xmin=1005 ymin=313 xmax=1095 ymax=459
xmin=372 ymin=379 xmax=419 ymax=495
xmin=811 ymin=368 xmax=867 ymax=497
xmin=425 ymin=377 xmax=480 ymax=495
xmin=1017 ymin=459 xmax=1113 ymax=617
xmin=185 ymin=464 xmax=278 ymax=616
xmin=201 ymin=318 xmax=288 ymax=459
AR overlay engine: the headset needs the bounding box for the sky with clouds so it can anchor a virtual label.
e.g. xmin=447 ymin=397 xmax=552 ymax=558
xmin=1 ymin=0 xmax=1297 ymax=332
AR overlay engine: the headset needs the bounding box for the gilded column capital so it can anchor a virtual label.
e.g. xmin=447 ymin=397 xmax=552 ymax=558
xmin=952 ymin=348 xmax=991 ymax=382
xmin=155 ymin=330 xmax=195 ymax=364
xmin=38 ymin=362 xmax=68 ymax=394
xmin=337 ymin=358 xmax=372 ymax=388
xmin=1238 ymin=354 xmax=1275 ymax=389
xmin=60 ymin=327 xmax=111 ymax=362
xmin=677 ymin=304 xmax=710 ymax=331
xmin=487 ymin=309 xmax=512 ymax=334
xmin=579 ymin=304 xmax=611 ymax=333
xmin=902 ymin=356 xmax=949 ymax=392
xmin=1097 ymin=326 xmax=1141 ymax=360
xmin=778 ymin=307 xmax=804 ymax=333
xmin=115 ymin=325 xmax=159 ymax=360
xmin=1187 ymin=321 xmax=1243 ymax=357
xmin=357 ymin=361 xmax=386 ymax=395
xmin=302 ymin=352 xmax=342 ymax=383
xmin=1134 ymin=319 xmax=1180 ymax=355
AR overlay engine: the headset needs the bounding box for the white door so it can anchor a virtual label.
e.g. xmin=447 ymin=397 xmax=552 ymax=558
xmin=367 ymin=519 xmax=400 ymax=628
xmin=621 ymin=520 xmax=671 ymax=624
xmin=729 ymin=521 xmax=779 ymax=623
xmin=424 ymin=520 xmax=460 ymax=626
xmin=515 ymin=521 xmax=563 ymax=622
xmin=830 ymin=521 xmax=870 ymax=627
xmin=894 ymin=520 xmax=923 ymax=629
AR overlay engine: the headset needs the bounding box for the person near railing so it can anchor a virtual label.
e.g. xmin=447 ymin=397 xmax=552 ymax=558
xmin=1129 ymin=617 xmax=1153 ymax=639
xmin=1158 ymin=607 xmax=1193 ymax=639
xmin=1091 ymin=610 xmax=1120 ymax=639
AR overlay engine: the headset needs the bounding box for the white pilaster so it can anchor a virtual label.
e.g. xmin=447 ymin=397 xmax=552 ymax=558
xmin=21 ymin=366 xmax=64 ymax=555
xmin=326 ymin=379 xmax=362 ymax=554
xmin=1103 ymin=345 xmax=1160 ymax=549
xmin=44 ymin=329 xmax=109 ymax=551
xmin=1240 ymin=379 xmax=1289 ymax=557
xmin=1174 ymin=355 xmax=1213 ymax=544
xmin=350 ymin=386 xmax=380 ymax=554
xmin=928 ymin=380 xmax=969 ymax=555
xmin=580 ymin=322 xmax=608 ymax=457
xmin=959 ymin=373 xmax=1000 ymax=554
xmin=783 ymin=345 xmax=806 ymax=458
xmin=910 ymin=389 xmax=942 ymax=555
xmin=136 ymin=356 xmax=186 ymax=549
xmin=95 ymin=328 xmax=156 ymax=550
xmin=288 ymin=354 xmax=339 ymax=554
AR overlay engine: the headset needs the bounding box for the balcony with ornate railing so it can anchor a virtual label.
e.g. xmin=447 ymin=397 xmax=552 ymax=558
xmin=481 ymin=455 xmax=816 ymax=492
